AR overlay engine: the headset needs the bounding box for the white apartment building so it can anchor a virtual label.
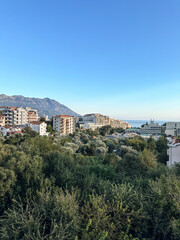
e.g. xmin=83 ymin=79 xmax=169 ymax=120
xmin=2 ymin=107 xmax=28 ymax=126
xmin=165 ymin=122 xmax=180 ymax=137
xmin=140 ymin=120 xmax=164 ymax=135
xmin=167 ymin=143 xmax=180 ymax=167
xmin=13 ymin=107 xmax=28 ymax=125
xmin=28 ymin=121 xmax=48 ymax=136
xmin=53 ymin=115 xmax=75 ymax=136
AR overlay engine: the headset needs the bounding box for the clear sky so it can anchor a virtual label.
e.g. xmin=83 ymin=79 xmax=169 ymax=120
xmin=0 ymin=0 xmax=180 ymax=120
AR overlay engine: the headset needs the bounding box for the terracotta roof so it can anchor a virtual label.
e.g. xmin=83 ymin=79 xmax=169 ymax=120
xmin=29 ymin=121 xmax=44 ymax=125
xmin=0 ymin=115 xmax=5 ymax=118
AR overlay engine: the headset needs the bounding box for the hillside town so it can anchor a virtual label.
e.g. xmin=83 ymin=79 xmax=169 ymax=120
xmin=0 ymin=105 xmax=180 ymax=167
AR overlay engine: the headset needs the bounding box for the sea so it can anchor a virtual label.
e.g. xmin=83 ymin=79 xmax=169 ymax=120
xmin=124 ymin=120 xmax=167 ymax=128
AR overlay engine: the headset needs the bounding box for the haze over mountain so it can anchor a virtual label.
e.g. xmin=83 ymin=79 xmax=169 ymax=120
xmin=0 ymin=94 xmax=79 ymax=118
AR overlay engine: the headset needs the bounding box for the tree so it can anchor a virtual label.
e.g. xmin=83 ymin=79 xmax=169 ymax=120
xmin=39 ymin=116 xmax=46 ymax=122
xmin=140 ymin=149 xmax=157 ymax=169
xmin=127 ymin=137 xmax=147 ymax=151
xmin=147 ymin=137 xmax=156 ymax=151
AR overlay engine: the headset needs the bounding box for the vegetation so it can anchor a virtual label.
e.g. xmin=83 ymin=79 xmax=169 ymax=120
xmin=0 ymin=127 xmax=179 ymax=240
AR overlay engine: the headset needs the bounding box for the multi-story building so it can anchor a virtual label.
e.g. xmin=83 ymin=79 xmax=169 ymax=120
xmin=0 ymin=115 xmax=5 ymax=127
xmin=2 ymin=107 xmax=16 ymax=125
xmin=2 ymin=106 xmax=28 ymax=126
xmin=26 ymin=107 xmax=39 ymax=122
xmin=53 ymin=115 xmax=75 ymax=136
xmin=13 ymin=107 xmax=28 ymax=125
xmin=28 ymin=121 xmax=48 ymax=136
xmin=140 ymin=120 xmax=165 ymax=135
xmin=165 ymin=122 xmax=180 ymax=137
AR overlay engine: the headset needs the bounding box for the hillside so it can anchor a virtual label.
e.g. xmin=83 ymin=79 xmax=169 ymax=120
xmin=0 ymin=94 xmax=79 ymax=118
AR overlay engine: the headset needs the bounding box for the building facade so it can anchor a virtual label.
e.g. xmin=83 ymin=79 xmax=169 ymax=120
xmin=165 ymin=122 xmax=180 ymax=137
xmin=77 ymin=113 xmax=130 ymax=130
xmin=0 ymin=115 xmax=5 ymax=127
xmin=28 ymin=121 xmax=48 ymax=136
xmin=26 ymin=107 xmax=39 ymax=122
xmin=53 ymin=115 xmax=75 ymax=136
xmin=13 ymin=107 xmax=28 ymax=125
xmin=2 ymin=107 xmax=28 ymax=125
xmin=110 ymin=118 xmax=131 ymax=129
xmin=167 ymin=142 xmax=180 ymax=167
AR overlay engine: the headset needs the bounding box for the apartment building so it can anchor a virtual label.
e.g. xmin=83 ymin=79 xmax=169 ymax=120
xmin=2 ymin=107 xmax=16 ymax=125
xmin=53 ymin=115 xmax=75 ymax=136
xmin=26 ymin=107 xmax=39 ymax=122
xmin=2 ymin=106 xmax=39 ymax=126
xmin=28 ymin=121 xmax=48 ymax=136
xmin=165 ymin=122 xmax=180 ymax=137
xmin=13 ymin=107 xmax=28 ymax=125
xmin=0 ymin=115 xmax=5 ymax=126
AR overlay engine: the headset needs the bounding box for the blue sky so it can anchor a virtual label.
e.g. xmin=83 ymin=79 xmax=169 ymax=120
xmin=0 ymin=0 xmax=180 ymax=120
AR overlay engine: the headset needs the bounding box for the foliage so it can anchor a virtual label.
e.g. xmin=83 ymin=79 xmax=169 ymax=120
xmin=0 ymin=129 xmax=178 ymax=240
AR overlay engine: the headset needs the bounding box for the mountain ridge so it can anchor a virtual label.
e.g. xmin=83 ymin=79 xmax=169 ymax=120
xmin=0 ymin=94 xmax=79 ymax=118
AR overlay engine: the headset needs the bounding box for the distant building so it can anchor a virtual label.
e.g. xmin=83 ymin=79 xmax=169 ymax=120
xmin=0 ymin=115 xmax=5 ymax=127
xmin=167 ymin=141 xmax=180 ymax=167
xmin=165 ymin=122 xmax=180 ymax=137
xmin=28 ymin=121 xmax=48 ymax=136
xmin=77 ymin=113 xmax=130 ymax=130
xmin=53 ymin=115 xmax=75 ymax=136
xmin=125 ymin=128 xmax=140 ymax=134
xmin=140 ymin=120 xmax=165 ymax=135
xmin=82 ymin=113 xmax=110 ymax=125
xmin=110 ymin=118 xmax=131 ymax=129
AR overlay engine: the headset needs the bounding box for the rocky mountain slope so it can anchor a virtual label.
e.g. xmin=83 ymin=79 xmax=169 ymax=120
xmin=0 ymin=94 xmax=79 ymax=118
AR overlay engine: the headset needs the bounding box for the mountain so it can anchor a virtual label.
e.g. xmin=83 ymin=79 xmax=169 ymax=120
xmin=0 ymin=94 xmax=79 ymax=118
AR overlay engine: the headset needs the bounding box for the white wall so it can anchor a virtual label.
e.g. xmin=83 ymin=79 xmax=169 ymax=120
xmin=167 ymin=144 xmax=180 ymax=167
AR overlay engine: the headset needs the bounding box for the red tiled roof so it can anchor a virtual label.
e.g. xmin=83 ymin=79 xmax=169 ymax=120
xmin=29 ymin=121 xmax=44 ymax=125
xmin=8 ymin=131 xmax=22 ymax=134
xmin=0 ymin=115 xmax=5 ymax=118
